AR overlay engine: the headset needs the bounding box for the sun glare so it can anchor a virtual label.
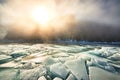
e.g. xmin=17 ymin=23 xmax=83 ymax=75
xmin=31 ymin=6 xmax=51 ymax=26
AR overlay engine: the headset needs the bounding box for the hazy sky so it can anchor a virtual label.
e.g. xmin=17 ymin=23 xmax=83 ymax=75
xmin=0 ymin=0 xmax=120 ymax=25
xmin=0 ymin=0 xmax=120 ymax=41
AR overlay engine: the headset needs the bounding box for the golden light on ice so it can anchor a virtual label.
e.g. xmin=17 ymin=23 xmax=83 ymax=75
xmin=31 ymin=6 xmax=51 ymax=26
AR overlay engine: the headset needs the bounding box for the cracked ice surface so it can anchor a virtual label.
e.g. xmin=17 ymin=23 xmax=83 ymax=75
xmin=0 ymin=44 xmax=120 ymax=80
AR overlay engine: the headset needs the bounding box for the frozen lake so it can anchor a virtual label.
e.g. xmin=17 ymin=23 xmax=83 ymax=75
xmin=0 ymin=43 xmax=120 ymax=80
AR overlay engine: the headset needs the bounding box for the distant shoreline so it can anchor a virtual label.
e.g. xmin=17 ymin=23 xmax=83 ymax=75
xmin=0 ymin=39 xmax=120 ymax=46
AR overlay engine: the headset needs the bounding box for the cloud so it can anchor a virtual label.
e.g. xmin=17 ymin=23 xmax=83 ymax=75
xmin=0 ymin=0 xmax=7 ymax=4
xmin=0 ymin=0 xmax=120 ymax=41
xmin=1 ymin=0 xmax=120 ymax=25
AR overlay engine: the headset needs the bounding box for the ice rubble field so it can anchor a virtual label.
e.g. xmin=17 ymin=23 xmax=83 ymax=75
xmin=0 ymin=44 xmax=120 ymax=80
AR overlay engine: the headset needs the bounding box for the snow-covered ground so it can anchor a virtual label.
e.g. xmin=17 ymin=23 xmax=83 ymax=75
xmin=0 ymin=43 xmax=120 ymax=80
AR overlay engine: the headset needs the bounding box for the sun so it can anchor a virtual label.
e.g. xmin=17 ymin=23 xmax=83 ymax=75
xmin=31 ymin=6 xmax=51 ymax=26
